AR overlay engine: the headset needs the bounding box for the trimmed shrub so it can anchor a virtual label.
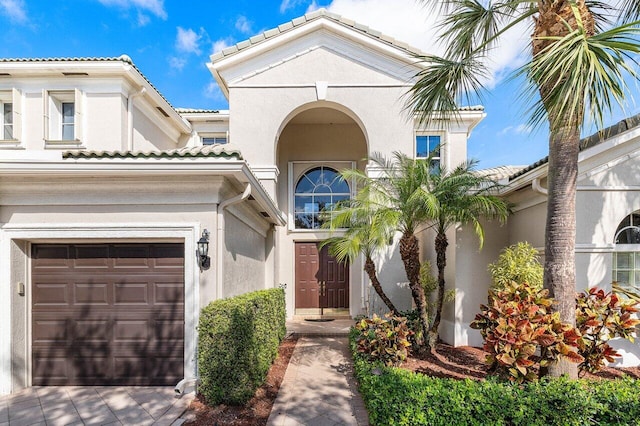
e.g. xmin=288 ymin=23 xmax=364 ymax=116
xmin=197 ymin=288 xmax=286 ymax=405
xmin=350 ymin=344 xmax=640 ymax=425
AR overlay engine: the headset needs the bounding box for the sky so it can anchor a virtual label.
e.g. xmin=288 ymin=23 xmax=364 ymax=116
xmin=1 ymin=0 xmax=639 ymax=169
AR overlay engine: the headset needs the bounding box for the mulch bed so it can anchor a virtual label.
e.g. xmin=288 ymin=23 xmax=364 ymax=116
xmin=184 ymin=336 xmax=640 ymax=425
xmin=184 ymin=335 xmax=298 ymax=426
xmin=404 ymin=343 xmax=640 ymax=381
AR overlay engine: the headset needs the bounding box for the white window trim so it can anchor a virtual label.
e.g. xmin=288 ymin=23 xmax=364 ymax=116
xmin=43 ymin=89 xmax=84 ymax=149
xmin=0 ymin=89 xmax=22 ymax=147
xmin=414 ymin=131 xmax=444 ymax=161
xmin=200 ymin=131 xmax=229 ymax=146
xmin=287 ymin=161 xmax=355 ymax=232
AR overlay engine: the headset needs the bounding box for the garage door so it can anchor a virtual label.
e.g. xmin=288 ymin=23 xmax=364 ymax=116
xmin=31 ymin=243 xmax=184 ymax=386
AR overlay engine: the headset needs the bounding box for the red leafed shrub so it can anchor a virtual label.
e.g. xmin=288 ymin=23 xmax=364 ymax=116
xmin=471 ymin=281 xmax=583 ymax=383
xmin=353 ymin=314 xmax=413 ymax=366
xmin=576 ymin=287 xmax=640 ymax=373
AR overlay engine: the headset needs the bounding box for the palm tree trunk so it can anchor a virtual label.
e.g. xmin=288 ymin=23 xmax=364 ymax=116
xmin=364 ymin=256 xmax=398 ymax=315
xmin=428 ymin=230 xmax=448 ymax=349
xmin=534 ymin=0 xmax=595 ymax=379
xmin=399 ymin=231 xmax=429 ymax=346
xmin=543 ymin=119 xmax=580 ymax=379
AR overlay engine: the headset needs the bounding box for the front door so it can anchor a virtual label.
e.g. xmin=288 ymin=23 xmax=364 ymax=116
xmin=295 ymin=242 xmax=349 ymax=314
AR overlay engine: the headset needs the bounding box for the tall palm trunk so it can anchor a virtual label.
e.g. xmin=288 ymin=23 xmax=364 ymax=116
xmin=534 ymin=0 xmax=594 ymax=379
xmin=428 ymin=229 xmax=448 ymax=349
xmin=399 ymin=230 xmax=430 ymax=345
xmin=364 ymin=256 xmax=398 ymax=314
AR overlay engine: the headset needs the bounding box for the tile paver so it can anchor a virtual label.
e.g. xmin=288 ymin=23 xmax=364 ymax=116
xmin=267 ymin=336 xmax=369 ymax=426
xmin=0 ymin=386 xmax=193 ymax=425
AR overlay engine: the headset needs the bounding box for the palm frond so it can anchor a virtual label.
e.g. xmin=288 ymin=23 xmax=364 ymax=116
xmin=519 ymin=12 xmax=640 ymax=132
xmin=618 ymin=0 xmax=640 ymax=23
xmin=408 ymin=53 xmax=490 ymax=127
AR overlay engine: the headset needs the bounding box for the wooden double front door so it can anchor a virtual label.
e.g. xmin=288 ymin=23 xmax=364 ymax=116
xmin=295 ymin=242 xmax=349 ymax=311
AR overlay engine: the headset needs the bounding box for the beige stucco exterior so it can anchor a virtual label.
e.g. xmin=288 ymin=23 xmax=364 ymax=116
xmin=4 ymin=8 xmax=639 ymax=394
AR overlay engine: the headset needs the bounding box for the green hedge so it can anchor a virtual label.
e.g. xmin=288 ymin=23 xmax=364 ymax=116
xmin=198 ymin=288 xmax=286 ymax=405
xmin=350 ymin=332 xmax=640 ymax=425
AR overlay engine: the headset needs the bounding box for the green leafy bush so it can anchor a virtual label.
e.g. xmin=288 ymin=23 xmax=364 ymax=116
xmin=351 ymin=351 xmax=640 ymax=425
xmin=353 ymin=314 xmax=413 ymax=366
xmin=576 ymin=287 xmax=640 ymax=373
xmin=488 ymin=242 xmax=543 ymax=290
xmin=471 ymin=281 xmax=582 ymax=382
xmin=197 ymin=288 xmax=286 ymax=405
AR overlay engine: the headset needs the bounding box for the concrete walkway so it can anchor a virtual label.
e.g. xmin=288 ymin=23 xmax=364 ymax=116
xmin=267 ymin=320 xmax=369 ymax=426
xmin=0 ymin=386 xmax=194 ymax=426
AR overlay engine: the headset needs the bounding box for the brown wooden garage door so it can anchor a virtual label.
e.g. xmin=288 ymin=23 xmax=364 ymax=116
xmin=31 ymin=243 xmax=184 ymax=386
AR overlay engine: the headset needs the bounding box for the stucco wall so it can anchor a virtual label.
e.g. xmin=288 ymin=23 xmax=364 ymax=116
xmin=223 ymin=209 xmax=266 ymax=298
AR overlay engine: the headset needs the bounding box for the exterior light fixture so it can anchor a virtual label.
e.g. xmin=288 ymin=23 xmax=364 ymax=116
xmin=197 ymin=229 xmax=211 ymax=271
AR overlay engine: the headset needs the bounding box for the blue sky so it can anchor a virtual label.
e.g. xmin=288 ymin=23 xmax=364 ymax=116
xmin=1 ymin=0 xmax=638 ymax=168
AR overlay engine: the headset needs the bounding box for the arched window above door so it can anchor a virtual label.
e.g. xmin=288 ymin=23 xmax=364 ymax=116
xmin=613 ymin=211 xmax=640 ymax=288
xmin=294 ymin=166 xmax=350 ymax=229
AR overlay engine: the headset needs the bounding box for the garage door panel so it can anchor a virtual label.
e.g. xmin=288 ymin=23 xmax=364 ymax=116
xmin=32 ymin=243 xmax=184 ymax=386
xmin=154 ymin=282 xmax=185 ymax=304
xmin=33 ymin=283 xmax=69 ymax=306
xmin=114 ymin=320 xmax=149 ymax=342
xmin=74 ymin=282 xmax=110 ymax=305
xmin=114 ymin=283 xmax=149 ymax=305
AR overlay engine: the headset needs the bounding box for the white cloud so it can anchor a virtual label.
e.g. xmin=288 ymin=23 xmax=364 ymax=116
xmin=235 ymin=15 xmax=252 ymax=34
xmin=498 ymin=124 xmax=531 ymax=136
xmin=212 ymin=38 xmax=234 ymax=55
xmin=323 ymin=0 xmax=530 ymax=88
xmin=97 ymin=0 xmax=167 ymax=25
xmin=279 ymin=0 xmax=307 ymax=13
xmin=168 ymin=56 xmax=187 ymax=71
xmin=0 ymin=0 xmax=27 ymax=24
xmin=176 ymin=27 xmax=202 ymax=54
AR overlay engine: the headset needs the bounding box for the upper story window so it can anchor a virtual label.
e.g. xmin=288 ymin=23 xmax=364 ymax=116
xmin=416 ymin=134 xmax=441 ymax=172
xmin=613 ymin=211 xmax=640 ymax=288
xmin=202 ymin=135 xmax=227 ymax=145
xmin=44 ymin=89 xmax=82 ymax=145
xmin=294 ymin=166 xmax=350 ymax=230
xmin=2 ymin=101 xmax=12 ymax=140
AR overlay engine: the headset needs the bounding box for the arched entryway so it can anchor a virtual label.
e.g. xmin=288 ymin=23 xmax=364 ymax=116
xmin=275 ymin=104 xmax=368 ymax=317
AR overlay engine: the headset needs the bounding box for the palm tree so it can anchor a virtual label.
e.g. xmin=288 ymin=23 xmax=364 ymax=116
xmin=321 ymin=192 xmax=399 ymax=315
xmin=409 ymin=0 xmax=640 ymax=377
xmin=340 ymin=152 xmax=437 ymax=344
xmin=422 ymin=161 xmax=510 ymax=348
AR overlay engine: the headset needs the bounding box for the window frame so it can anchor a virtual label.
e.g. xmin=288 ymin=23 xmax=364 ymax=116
xmin=44 ymin=89 xmax=83 ymax=148
xmin=612 ymin=211 xmax=640 ymax=288
xmin=414 ymin=132 xmax=443 ymax=172
xmin=0 ymin=90 xmax=17 ymax=142
xmin=201 ymin=133 xmax=228 ymax=146
xmin=288 ymin=161 xmax=355 ymax=232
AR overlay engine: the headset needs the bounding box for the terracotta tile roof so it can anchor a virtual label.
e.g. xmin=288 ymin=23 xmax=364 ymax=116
xmin=509 ymin=113 xmax=640 ymax=181
xmin=62 ymin=145 xmax=242 ymax=160
xmin=210 ymin=8 xmax=426 ymax=62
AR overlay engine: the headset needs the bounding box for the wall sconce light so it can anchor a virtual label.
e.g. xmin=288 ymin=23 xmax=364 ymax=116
xmin=197 ymin=229 xmax=211 ymax=271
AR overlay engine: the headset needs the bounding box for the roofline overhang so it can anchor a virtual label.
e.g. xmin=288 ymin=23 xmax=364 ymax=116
xmin=179 ymin=111 xmax=230 ymax=122
xmin=0 ymin=59 xmax=192 ymax=135
xmin=0 ymin=158 xmax=286 ymax=226
xmin=208 ymin=17 xmax=424 ymax=96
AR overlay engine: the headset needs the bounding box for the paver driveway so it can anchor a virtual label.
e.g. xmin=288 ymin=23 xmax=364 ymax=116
xmin=0 ymin=386 xmax=194 ymax=425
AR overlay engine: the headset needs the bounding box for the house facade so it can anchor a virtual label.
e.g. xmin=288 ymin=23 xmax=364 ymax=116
xmin=0 ymin=9 xmax=638 ymax=394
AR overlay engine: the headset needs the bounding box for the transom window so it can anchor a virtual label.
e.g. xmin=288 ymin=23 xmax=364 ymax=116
xmin=294 ymin=166 xmax=350 ymax=229
xmin=613 ymin=211 xmax=640 ymax=288
xmin=416 ymin=134 xmax=441 ymax=172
